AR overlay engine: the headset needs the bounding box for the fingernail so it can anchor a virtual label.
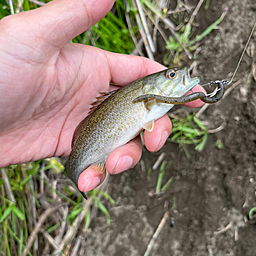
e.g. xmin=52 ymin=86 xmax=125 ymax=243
xmin=157 ymin=131 xmax=169 ymax=151
xmin=113 ymin=156 xmax=133 ymax=174
xmin=83 ymin=177 xmax=100 ymax=192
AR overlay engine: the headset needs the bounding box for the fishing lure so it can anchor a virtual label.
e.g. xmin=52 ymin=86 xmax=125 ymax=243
xmin=134 ymin=80 xmax=229 ymax=104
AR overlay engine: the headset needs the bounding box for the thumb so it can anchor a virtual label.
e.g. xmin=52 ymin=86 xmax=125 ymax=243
xmin=37 ymin=0 xmax=116 ymax=48
xmin=3 ymin=0 xmax=115 ymax=51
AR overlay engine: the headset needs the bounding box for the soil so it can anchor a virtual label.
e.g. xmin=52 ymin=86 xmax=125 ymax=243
xmin=81 ymin=1 xmax=256 ymax=255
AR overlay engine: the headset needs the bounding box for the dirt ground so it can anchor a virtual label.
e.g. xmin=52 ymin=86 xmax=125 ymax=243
xmin=82 ymin=1 xmax=256 ymax=255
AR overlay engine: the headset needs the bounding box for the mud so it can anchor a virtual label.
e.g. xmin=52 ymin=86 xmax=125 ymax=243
xmin=83 ymin=1 xmax=256 ymax=255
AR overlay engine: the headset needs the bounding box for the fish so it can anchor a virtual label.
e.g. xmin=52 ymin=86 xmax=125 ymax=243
xmin=64 ymin=67 xmax=200 ymax=198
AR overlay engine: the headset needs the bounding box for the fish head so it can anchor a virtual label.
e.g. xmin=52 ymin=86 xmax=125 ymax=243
xmin=143 ymin=67 xmax=200 ymax=97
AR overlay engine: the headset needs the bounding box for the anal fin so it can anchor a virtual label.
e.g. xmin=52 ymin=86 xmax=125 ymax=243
xmin=142 ymin=120 xmax=154 ymax=132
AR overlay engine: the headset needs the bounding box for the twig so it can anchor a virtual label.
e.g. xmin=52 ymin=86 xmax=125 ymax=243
xmin=40 ymin=162 xmax=45 ymax=194
xmin=42 ymin=241 xmax=50 ymax=256
xmin=144 ymin=212 xmax=169 ymax=256
xmin=140 ymin=159 xmax=146 ymax=173
xmin=1 ymin=168 xmax=16 ymax=203
xmin=70 ymin=236 xmax=82 ymax=256
xmin=130 ymin=38 xmax=144 ymax=56
xmin=195 ymin=103 xmax=209 ymax=118
xmin=143 ymin=0 xmax=175 ymax=29
xmin=234 ymin=227 xmax=239 ymax=241
xmin=152 ymin=153 xmax=166 ymax=171
xmin=187 ymin=0 xmax=204 ymax=28
xmin=222 ymin=79 xmax=242 ymax=99
xmin=52 ymin=180 xmax=57 ymax=201
xmin=40 ymin=229 xmax=59 ymax=250
xmin=27 ymin=0 xmax=45 ymax=6
xmin=168 ymin=7 xmax=193 ymax=14
xmin=132 ymin=0 xmax=154 ymax=60
xmin=52 ymin=198 xmax=93 ymax=255
xmin=8 ymin=0 xmax=14 ymax=15
xmin=29 ymin=177 xmax=38 ymax=252
xmin=16 ymin=0 xmax=23 ymax=13
xmin=125 ymin=2 xmax=144 ymax=56
xmin=38 ymin=194 xmax=60 ymax=224
xmin=22 ymin=204 xmax=66 ymax=256
xmin=86 ymin=29 xmax=96 ymax=47
xmin=208 ymin=121 xmax=226 ymax=133
xmin=214 ymin=222 xmax=232 ymax=235
xmin=54 ymin=206 xmax=69 ymax=245
xmin=135 ymin=0 xmax=155 ymax=53
xmin=143 ymin=0 xmax=192 ymax=59
xmin=142 ymin=5 xmax=168 ymax=44
xmin=152 ymin=0 xmax=163 ymax=49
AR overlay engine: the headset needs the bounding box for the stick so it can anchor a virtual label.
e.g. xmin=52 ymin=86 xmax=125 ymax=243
xmin=152 ymin=153 xmax=166 ymax=171
xmin=140 ymin=159 xmax=146 ymax=173
xmin=132 ymin=0 xmax=154 ymax=60
xmin=143 ymin=0 xmax=192 ymax=59
xmin=125 ymin=2 xmax=144 ymax=56
xmin=40 ymin=229 xmax=59 ymax=250
xmin=54 ymin=206 xmax=69 ymax=245
xmin=70 ymin=236 xmax=82 ymax=256
xmin=40 ymin=162 xmax=45 ymax=194
xmin=144 ymin=212 xmax=169 ymax=256
xmin=16 ymin=0 xmax=23 ymax=13
xmin=1 ymin=168 xmax=16 ymax=203
xmin=29 ymin=177 xmax=38 ymax=252
xmin=22 ymin=204 xmax=66 ymax=256
xmin=187 ymin=0 xmax=204 ymax=28
xmin=52 ymin=197 xmax=93 ymax=255
xmin=142 ymin=5 xmax=168 ymax=44
xmin=8 ymin=0 xmax=14 ymax=14
xmin=27 ymin=0 xmax=45 ymax=6
xmin=135 ymin=0 xmax=155 ymax=53
xmin=208 ymin=121 xmax=226 ymax=133
xmin=214 ymin=222 xmax=232 ymax=235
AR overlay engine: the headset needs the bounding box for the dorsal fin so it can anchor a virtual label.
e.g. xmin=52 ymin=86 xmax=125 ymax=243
xmin=71 ymin=89 xmax=118 ymax=148
xmin=88 ymin=90 xmax=118 ymax=115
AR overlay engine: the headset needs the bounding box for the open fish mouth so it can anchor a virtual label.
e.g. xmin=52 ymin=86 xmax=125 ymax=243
xmin=182 ymin=67 xmax=200 ymax=90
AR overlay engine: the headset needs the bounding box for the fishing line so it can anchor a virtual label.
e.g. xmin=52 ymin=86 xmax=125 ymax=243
xmin=229 ymin=22 xmax=256 ymax=84
xmin=198 ymin=22 xmax=255 ymax=97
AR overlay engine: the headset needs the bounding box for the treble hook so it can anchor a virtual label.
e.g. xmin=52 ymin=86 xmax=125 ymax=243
xmin=134 ymin=80 xmax=229 ymax=105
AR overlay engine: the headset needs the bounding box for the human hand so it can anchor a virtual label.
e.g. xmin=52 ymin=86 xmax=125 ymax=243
xmin=0 ymin=0 xmax=204 ymax=192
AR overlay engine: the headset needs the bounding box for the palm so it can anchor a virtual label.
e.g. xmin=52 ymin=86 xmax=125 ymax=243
xmin=0 ymin=16 xmax=163 ymax=166
xmin=0 ymin=0 xmax=204 ymax=192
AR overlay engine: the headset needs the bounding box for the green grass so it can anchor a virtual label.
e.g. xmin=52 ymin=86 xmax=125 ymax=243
xmin=164 ymin=7 xmax=227 ymax=65
xmin=169 ymin=113 xmax=208 ymax=158
xmin=0 ymin=0 xmax=222 ymax=254
xmin=0 ymin=159 xmax=115 ymax=255
xmin=0 ymin=0 xmax=131 ymax=253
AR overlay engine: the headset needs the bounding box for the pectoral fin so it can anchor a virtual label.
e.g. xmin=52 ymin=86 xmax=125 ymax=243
xmin=142 ymin=120 xmax=154 ymax=132
xmin=144 ymin=98 xmax=157 ymax=111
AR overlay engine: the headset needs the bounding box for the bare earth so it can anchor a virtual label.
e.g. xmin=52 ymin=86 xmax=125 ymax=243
xmin=82 ymin=1 xmax=256 ymax=255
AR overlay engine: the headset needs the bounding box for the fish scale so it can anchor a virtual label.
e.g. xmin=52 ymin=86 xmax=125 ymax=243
xmin=64 ymin=67 xmax=200 ymax=198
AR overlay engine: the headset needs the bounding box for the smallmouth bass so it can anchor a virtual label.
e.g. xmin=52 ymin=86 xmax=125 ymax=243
xmin=65 ymin=67 xmax=200 ymax=198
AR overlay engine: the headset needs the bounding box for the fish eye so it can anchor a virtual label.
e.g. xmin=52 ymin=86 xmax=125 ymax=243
xmin=166 ymin=70 xmax=176 ymax=79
